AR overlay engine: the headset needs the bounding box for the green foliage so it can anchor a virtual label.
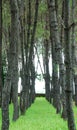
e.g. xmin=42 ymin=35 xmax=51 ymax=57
xmin=36 ymin=74 xmax=43 ymax=81
xmin=35 ymin=0 xmax=50 ymax=39
xmin=2 ymin=1 xmax=11 ymax=57
xmin=39 ymin=1 xmax=47 ymax=14
xmin=36 ymin=22 xmax=44 ymax=38
xmin=2 ymin=1 xmax=11 ymax=28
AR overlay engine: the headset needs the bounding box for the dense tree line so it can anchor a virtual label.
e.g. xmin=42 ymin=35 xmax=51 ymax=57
xmin=0 ymin=0 xmax=77 ymax=130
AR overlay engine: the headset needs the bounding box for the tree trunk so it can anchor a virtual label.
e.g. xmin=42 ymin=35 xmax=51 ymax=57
xmin=2 ymin=44 xmax=12 ymax=130
xmin=30 ymin=61 xmax=36 ymax=104
xmin=44 ymin=39 xmax=50 ymax=102
xmin=71 ymin=0 xmax=76 ymax=103
xmin=2 ymin=74 xmax=11 ymax=130
xmin=20 ymin=0 xmax=39 ymax=114
xmin=64 ymin=0 xmax=76 ymax=129
xmin=10 ymin=0 xmax=19 ymax=121
xmin=47 ymin=0 xmax=61 ymax=113
xmin=0 ymin=0 xmax=2 ymax=107
xmin=74 ymin=75 xmax=77 ymax=105
xmin=25 ymin=0 xmax=39 ymax=108
xmin=60 ymin=1 xmax=67 ymax=119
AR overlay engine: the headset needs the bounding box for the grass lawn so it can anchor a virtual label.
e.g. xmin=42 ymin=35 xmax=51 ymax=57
xmin=0 ymin=97 xmax=77 ymax=130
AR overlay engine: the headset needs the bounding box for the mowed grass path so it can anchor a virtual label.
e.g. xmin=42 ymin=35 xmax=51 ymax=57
xmin=0 ymin=97 xmax=77 ymax=130
xmin=9 ymin=98 xmax=68 ymax=130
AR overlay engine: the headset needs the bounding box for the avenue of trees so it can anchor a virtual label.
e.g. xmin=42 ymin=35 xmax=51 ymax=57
xmin=0 ymin=0 xmax=77 ymax=130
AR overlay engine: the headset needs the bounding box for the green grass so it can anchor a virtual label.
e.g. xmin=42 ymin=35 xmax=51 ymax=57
xmin=0 ymin=98 xmax=77 ymax=130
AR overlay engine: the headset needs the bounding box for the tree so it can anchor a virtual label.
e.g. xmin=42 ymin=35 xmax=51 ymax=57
xmin=20 ymin=0 xmax=39 ymax=114
xmin=0 ymin=0 xmax=2 ymax=107
xmin=71 ymin=0 xmax=77 ymax=106
xmin=47 ymin=0 xmax=61 ymax=113
xmin=1 ymin=0 xmax=77 ymax=129
xmin=44 ymin=38 xmax=50 ymax=102
xmin=10 ymin=0 xmax=19 ymax=121
xmin=60 ymin=0 xmax=67 ymax=119
xmin=64 ymin=0 xmax=76 ymax=129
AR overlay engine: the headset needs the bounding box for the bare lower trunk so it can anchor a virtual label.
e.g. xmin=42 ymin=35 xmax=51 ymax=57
xmin=30 ymin=61 xmax=36 ymax=104
xmin=60 ymin=0 xmax=67 ymax=119
xmin=10 ymin=0 xmax=19 ymax=121
xmin=47 ymin=0 xmax=61 ymax=113
xmin=0 ymin=0 xmax=2 ymax=107
xmin=44 ymin=39 xmax=50 ymax=102
xmin=74 ymin=75 xmax=77 ymax=105
xmin=64 ymin=0 xmax=76 ymax=129
xmin=2 ymin=74 xmax=11 ymax=130
xmin=2 ymin=48 xmax=12 ymax=130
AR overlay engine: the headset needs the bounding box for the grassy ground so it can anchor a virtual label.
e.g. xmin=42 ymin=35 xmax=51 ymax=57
xmin=0 ymin=97 xmax=77 ymax=130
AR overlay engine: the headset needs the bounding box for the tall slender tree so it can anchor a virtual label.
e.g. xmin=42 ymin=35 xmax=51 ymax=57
xmin=47 ymin=0 xmax=61 ymax=113
xmin=0 ymin=0 xmax=2 ymax=107
xmin=20 ymin=0 xmax=39 ymax=114
xmin=44 ymin=39 xmax=50 ymax=102
xmin=10 ymin=0 xmax=19 ymax=121
xmin=59 ymin=0 xmax=67 ymax=119
xmin=17 ymin=0 xmax=26 ymax=115
xmin=64 ymin=0 xmax=76 ymax=129
xmin=2 ymin=31 xmax=11 ymax=130
xmin=71 ymin=0 xmax=77 ymax=105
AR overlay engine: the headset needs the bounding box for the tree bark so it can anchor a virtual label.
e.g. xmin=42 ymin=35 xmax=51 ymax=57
xmin=64 ymin=0 xmax=76 ymax=129
xmin=2 ymin=43 xmax=12 ymax=130
xmin=44 ymin=39 xmax=50 ymax=102
xmin=20 ymin=0 xmax=39 ymax=114
xmin=17 ymin=0 xmax=27 ymax=115
xmin=10 ymin=0 xmax=19 ymax=121
xmin=47 ymin=0 xmax=61 ymax=113
xmin=74 ymin=75 xmax=77 ymax=105
xmin=60 ymin=1 xmax=67 ymax=119
xmin=29 ymin=61 xmax=36 ymax=104
xmin=2 ymin=74 xmax=11 ymax=130
xmin=71 ymin=0 xmax=76 ymax=104
xmin=26 ymin=0 xmax=39 ymax=108
xmin=0 ymin=0 xmax=2 ymax=107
